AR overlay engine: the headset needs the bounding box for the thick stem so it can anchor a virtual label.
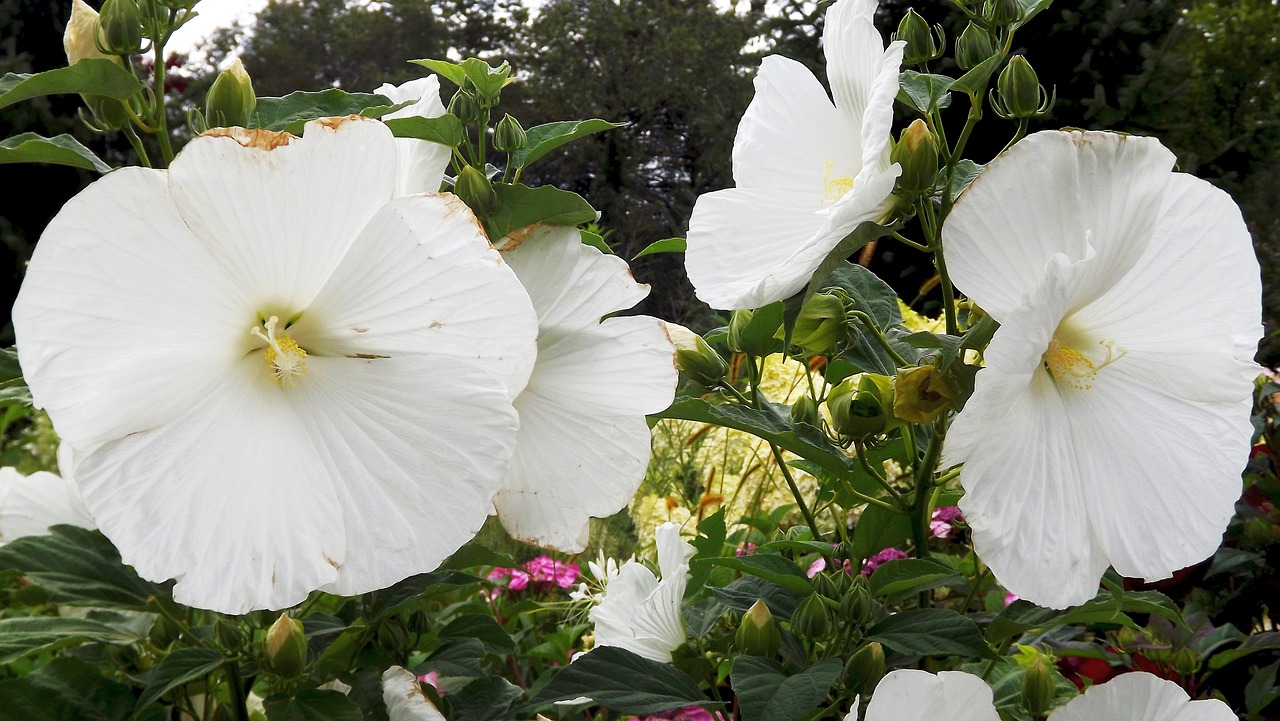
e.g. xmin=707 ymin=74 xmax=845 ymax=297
xmin=226 ymin=660 xmax=251 ymax=721
xmin=150 ymin=20 xmax=175 ymax=166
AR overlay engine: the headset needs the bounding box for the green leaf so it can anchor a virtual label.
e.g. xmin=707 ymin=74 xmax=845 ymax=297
xmin=0 ymin=133 xmax=111 ymax=172
xmin=0 ymin=347 xmax=30 ymax=407
xmin=655 ymin=397 xmax=853 ymax=480
xmin=951 ymin=53 xmax=1004 ymax=96
xmin=410 ymin=59 xmax=468 ymax=88
xmin=1013 ymin=0 xmax=1056 ymax=30
xmin=0 ymin=525 xmax=168 ymax=608
xmin=818 ymin=262 xmax=902 ymax=330
xmin=263 ymin=690 xmax=363 ymax=721
xmin=526 ymin=646 xmax=708 ymax=715
xmin=1209 ymin=631 xmax=1280 ymax=670
xmin=688 ymin=509 xmax=727 ymax=596
xmin=731 ymin=657 xmax=841 ymax=721
xmin=448 ymin=676 xmax=524 ymax=721
xmin=866 ymin=608 xmax=997 ymax=658
xmin=0 ymin=616 xmax=142 ymax=665
xmin=802 ymin=222 xmax=895 ymax=307
xmin=251 ymin=90 xmax=393 ymax=133
xmin=133 ymin=648 xmax=225 ymax=717
xmin=710 ymin=576 xmax=801 ymax=621
xmin=510 ymin=118 xmax=626 ymax=169
xmin=898 ymin=71 xmax=954 ymax=113
xmin=0 ymin=59 xmax=143 ymax=112
xmin=633 ymin=236 xmax=686 ymax=260
xmin=441 ymin=542 xmax=517 ymax=571
xmin=851 ymin=504 xmax=911 ymax=560
xmin=383 ymin=113 xmax=464 ymax=147
xmin=946 ymin=159 xmax=984 ymax=200
xmin=581 ymin=229 xmax=612 ymax=254
xmin=0 ymin=657 xmax=134 ymax=721
xmin=421 ymin=638 xmax=487 ymax=677
xmin=439 ymin=614 xmax=515 ymax=654
xmin=485 ymin=183 xmax=597 ymax=241
xmin=869 ymin=558 xmax=965 ymax=599
xmin=697 ymin=554 xmax=811 ymax=595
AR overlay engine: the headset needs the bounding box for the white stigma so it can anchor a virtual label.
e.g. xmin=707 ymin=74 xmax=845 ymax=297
xmin=250 ymin=315 xmax=308 ymax=387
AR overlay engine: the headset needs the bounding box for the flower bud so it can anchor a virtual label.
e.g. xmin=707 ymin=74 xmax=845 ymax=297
xmin=845 ymin=641 xmax=886 ymax=694
xmin=448 ymin=90 xmax=482 ymax=123
xmin=790 ymin=396 xmax=820 ymax=428
xmin=215 ymin=616 xmax=246 ymax=651
xmin=1172 ymin=647 xmax=1201 ymax=677
xmin=826 ymin=374 xmax=897 ymax=439
xmin=728 ymin=309 xmax=779 ymax=357
xmin=374 ymin=618 xmax=409 ymax=655
xmin=841 ymin=575 xmax=878 ymax=626
xmin=893 ymin=364 xmax=958 ymax=423
xmin=1020 ymin=658 xmax=1056 ymax=717
xmin=263 ymin=613 xmax=307 ymax=678
xmin=983 ymin=0 xmax=1021 ymax=25
xmin=97 ymin=0 xmax=145 ymax=55
xmin=995 ymin=56 xmax=1051 ymax=119
xmin=64 ymin=0 xmax=131 ymax=129
xmin=781 ymin=291 xmax=847 ymax=355
xmin=667 ymin=323 xmax=729 ymax=387
xmin=736 ymin=599 xmax=782 ymax=657
xmin=955 ymin=22 xmax=997 ymax=71
xmin=790 ymin=593 xmax=833 ymax=639
xmin=896 ymin=9 xmax=941 ymax=66
xmin=494 ymin=113 xmax=527 ymax=153
xmin=810 ymin=569 xmax=840 ymax=598
xmin=454 ymin=165 xmax=496 ymax=216
xmin=205 ymin=58 xmax=256 ymax=129
xmin=890 ymin=119 xmax=940 ymax=196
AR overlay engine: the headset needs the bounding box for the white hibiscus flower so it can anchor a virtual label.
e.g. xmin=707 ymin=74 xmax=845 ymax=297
xmin=684 ymin=0 xmax=904 ymax=310
xmin=1049 ymin=672 xmax=1235 ymax=721
xmin=0 ymin=465 xmax=94 ymax=544
xmin=12 ymin=116 xmax=539 ymax=614
xmin=585 ymin=522 xmax=693 ymax=663
xmin=381 ymin=666 xmax=446 ymax=721
xmin=942 ymin=130 xmax=1262 ymax=609
xmin=856 ymin=669 xmax=999 ymax=721
xmin=494 ymin=225 xmax=678 ymax=551
xmin=375 ymin=76 xmax=453 ymax=197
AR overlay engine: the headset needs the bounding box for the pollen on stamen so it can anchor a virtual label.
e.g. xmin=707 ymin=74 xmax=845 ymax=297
xmin=250 ymin=315 xmax=308 ymax=387
xmin=821 ymin=160 xmax=855 ymax=205
xmin=1041 ymin=337 xmax=1127 ymax=391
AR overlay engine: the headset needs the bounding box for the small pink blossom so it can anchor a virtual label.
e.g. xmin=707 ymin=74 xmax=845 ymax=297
xmin=486 ymin=566 xmax=531 ymax=592
xmin=633 ymin=707 xmax=726 ymax=721
xmin=487 ymin=556 xmax=580 ymax=595
xmin=735 ymin=543 xmax=757 ymax=557
xmin=807 ymin=556 xmax=852 ymax=578
xmin=929 ymin=506 xmax=964 ymax=539
xmin=860 ymin=547 xmax=908 ymax=576
xmin=1004 ymin=592 xmax=1019 ymax=606
xmin=416 ymin=671 xmax=441 ymax=694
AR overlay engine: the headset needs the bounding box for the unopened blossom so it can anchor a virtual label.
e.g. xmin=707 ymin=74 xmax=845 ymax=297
xmin=943 ymin=130 xmax=1262 ymax=609
xmin=375 ymin=76 xmax=452 ymax=196
xmin=493 ymin=225 xmax=677 ymax=551
xmin=586 ymin=522 xmax=693 ymax=663
xmin=856 ymin=669 xmax=999 ymax=721
xmin=685 ymin=0 xmax=904 ymax=309
xmin=13 ymin=117 xmax=538 ymax=613
xmin=0 ymin=465 xmax=94 ymax=544
xmin=382 ymin=666 xmax=446 ymax=721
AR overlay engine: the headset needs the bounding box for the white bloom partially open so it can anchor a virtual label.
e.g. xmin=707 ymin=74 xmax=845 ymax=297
xmin=685 ymin=0 xmax=903 ymax=310
xmin=1049 ymin=672 xmax=1234 ymax=721
xmin=587 ymin=522 xmax=693 ymax=663
xmin=0 ymin=466 xmax=94 ymax=544
xmin=943 ymin=130 xmax=1262 ymax=609
xmin=858 ymin=669 xmax=999 ymax=721
xmin=495 ymin=225 xmax=677 ymax=551
xmin=382 ymin=666 xmax=446 ymax=721
xmin=13 ymin=116 xmax=539 ymax=613
xmin=375 ymin=76 xmax=452 ymax=196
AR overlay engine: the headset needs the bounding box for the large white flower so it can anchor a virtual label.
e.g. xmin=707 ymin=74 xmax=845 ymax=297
xmin=857 ymin=669 xmax=999 ymax=721
xmin=942 ymin=130 xmax=1262 ymax=609
xmin=375 ymin=76 xmax=452 ymax=197
xmin=684 ymin=0 xmax=903 ymax=310
xmin=1049 ymin=672 xmax=1235 ymax=721
xmin=12 ymin=116 xmax=539 ymax=613
xmin=587 ymin=522 xmax=693 ymax=663
xmin=0 ymin=466 xmax=94 ymax=544
xmin=494 ymin=225 xmax=677 ymax=551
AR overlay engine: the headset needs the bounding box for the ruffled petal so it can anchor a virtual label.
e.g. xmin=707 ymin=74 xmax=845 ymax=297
xmin=0 ymin=468 xmax=95 ymax=543
xmin=377 ymin=76 xmax=452 ymax=196
xmin=13 ymin=167 xmax=247 ymax=447
xmin=589 ymin=562 xmax=662 ymax=657
xmin=823 ymin=0 xmax=902 ymax=173
xmin=295 ymin=193 xmax=538 ymax=399
xmin=382 ymin=666 xmax=446 ymax=721
xmin=944 ymin=130 xmax=1177 ymax=320
xmin=865 ymin=670 xmax=999 ymax=721
xmin=168 ymin=116 xmax=398 ymax=312
xmin=1047 ymin=672 xmax=1235 ymax=721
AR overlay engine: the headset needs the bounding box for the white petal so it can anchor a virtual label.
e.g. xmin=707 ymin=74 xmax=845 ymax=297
xmin=1047 ymin=672 xmax=1235 ymax=721
xmin=294 ymin=193 xmax=538 ymax=400
xmin=589 ymin=562 xmax=663 ymax=659
xmin=865 ymin=669 xmax=999 ymax=721
xmin=76 ymin=358 xmax=346 ymax=614
xmin=0 ymin=468 xmax=95 ymax=543
xmin=168 ymin=116 xmax=398 ymax=312
xmin=381 ymin=666 xmax=446 ymax=721
xmin=13 ymin=167 xmax=247 ymax=447
xmin=823 ymin=0 xmax=903 ymax=174
xmin=377 ymin=76 xmax=451 ymax=197
xmin=944 ymin=130 xmax=1177 ymax=320
xmin=299 ymin=356 xmax=518 ymax=596
xmin=654 ymin=522 xmax=694 ymax=582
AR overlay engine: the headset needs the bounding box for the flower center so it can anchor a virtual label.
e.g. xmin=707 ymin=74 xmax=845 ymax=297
xmin=1041 ymin=335 xmax=1125 ymax=391
xmin=821 ymin=160 xmax=855 ymax=205
xmin=250 ymin=315 xmax=307 ymax=387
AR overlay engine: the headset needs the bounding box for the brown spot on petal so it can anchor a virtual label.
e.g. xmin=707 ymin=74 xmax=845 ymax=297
xmin=349 ymin=353 xmax=388 ymax=359
xmin=351 ymin=327 xmax=369 ymax=334
xmin=314 ymin=114 xmax=364 ymax=131
xmin=204 ymin=126 xmax=295 ymax=150
xmin=324 ymin=555 xmax=341 ymax=570
xmin=495 ymin=222 xmax=542 ymax=253
xmin=429 ymin=321 xmax=445 ymax=329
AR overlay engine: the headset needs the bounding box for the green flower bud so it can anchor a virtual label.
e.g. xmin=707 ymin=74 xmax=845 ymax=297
xmin=955 ymin=22 xmax=997 ymax=71
xmin=790 ymin=396 xmax=820 ymax=428
xmin=97 ymin=0 xmax=145 ymax=55
xmin=494 ymin=113 xmax=527 ymax=153
xmin=1020 ymin=658 xmax=1056 ymax=717
xmin=841 ymin=575 xmax=878 ymax=626
xmin=214 ymin=616 xmax=246 ymax=651
xmin=448 ymin=90 xmax=482 ymax=123
xmin=406 ymin=609 xmax=431 ymax=636
xmin=893 ymin=364 xmax=958 ymax=423
xmin=263 ymin=613 xmax=307 ymax=678
xmin=780 ymin=291 xmax=847 ymax=355
xmin=374 ymin=618 xmax=410 ymax=655
xmin=1172 ymin=647 xmax=1201 ymax=677
xmin=205 ymin=58 xmax=256 ymax=129
xmin=826 ymin=374 xmax=897 ymax=439
xmin=454 ymin=165 xmax=496 ymax=216
xmin=790 ymin=593 xmax=833 ymax=639
xmin=845 ymin=641 xmax=886 ymax=694
xmin=736 ymin=599 xmax=782 ymax=657
xmin=983 ymin=0 xmax=1022 ymax=25
xmin=148 ymin=614 xmax=180 ymax=647
xmin=891 ymin=119 xmax=940 ymax=196
xmin=810 ymin=569 xmax=840 ymax=598
xmin=63 ymin=0 xmax=131 ymax=129
xmin=896 ymin=9 xmax=941 ymax=66
xmin=995 ymin=56 xmax=1053 ymax=120
xmin=668 ymin=323 xmax=729 ymax=387
xmin=728 ymin=309 xmax=780 ymax=357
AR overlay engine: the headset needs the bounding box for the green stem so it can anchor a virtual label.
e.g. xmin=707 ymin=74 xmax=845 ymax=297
xmin=226 ymin=660 xmax=251 ymax=721
xmin=149 ymin=21 xmax=175 ymax=166
xmin=848 ymin=310 xmax=910 ymax=367
xmin=910 ymin=422 xmax=946 ymax=561
xmin=123 ymin=125 xmax=152 ymax=168
xmin=919 ymin=201 xmax=958 ymax=335
xmin=890 ymin=231 xmax=931 ymax=253
xmin=748 ymin=357 xmax=824 ymax=542
xmin=853 ymin=438 xmax=906 ymax=507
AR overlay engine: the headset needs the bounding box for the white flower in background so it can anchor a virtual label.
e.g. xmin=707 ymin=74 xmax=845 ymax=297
xmin=942 ymin=130 xmax=1262 ymax=609
xmin=1049 ymin=672 xmax=1235 ymax=721
xmin=684 ymin=0 xmax=904 ymax=310
xmin=856 ymin=669 xmax=999 ymax=721
xmin=586 ymin=522 xmax=693 ymax=663
xmin=0 ymin=465 xmax=94 ymax=544
xmin=382 ymin=666 xmax=446 ymax=721
xmin=375 ymin=76 xmax=452 ymax=196
xmin=13 ymin=116 xmax=539 ymax=614
xmin=494 ymin=225 xmax=678 ymax=551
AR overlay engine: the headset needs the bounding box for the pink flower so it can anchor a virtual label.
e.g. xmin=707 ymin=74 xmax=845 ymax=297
xmin=634 ymin=707 xmax=726 ymax=721
xmin=486 ymin=566 xmax=531 ymax=592
xmin=416 ymin=670 xmax=441 ymax=694
xmin=929 ymin=506 xmax=964 ymax=539
xmin=860 ymin=547 xmax=908 ymax=576
xmin=806 ymin=557 xmax=827 ymax=578
xmin=1004 ymin=592 xmax=1019 ymax=606
xmin=523 ymin=555 xmax=581 ymax=589
xmin=735 ymin=542 xmax=757 ymax=557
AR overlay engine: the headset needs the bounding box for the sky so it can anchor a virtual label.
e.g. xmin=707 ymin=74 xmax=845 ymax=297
xmin=168 ymin=0 xmax=270 ymax=58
